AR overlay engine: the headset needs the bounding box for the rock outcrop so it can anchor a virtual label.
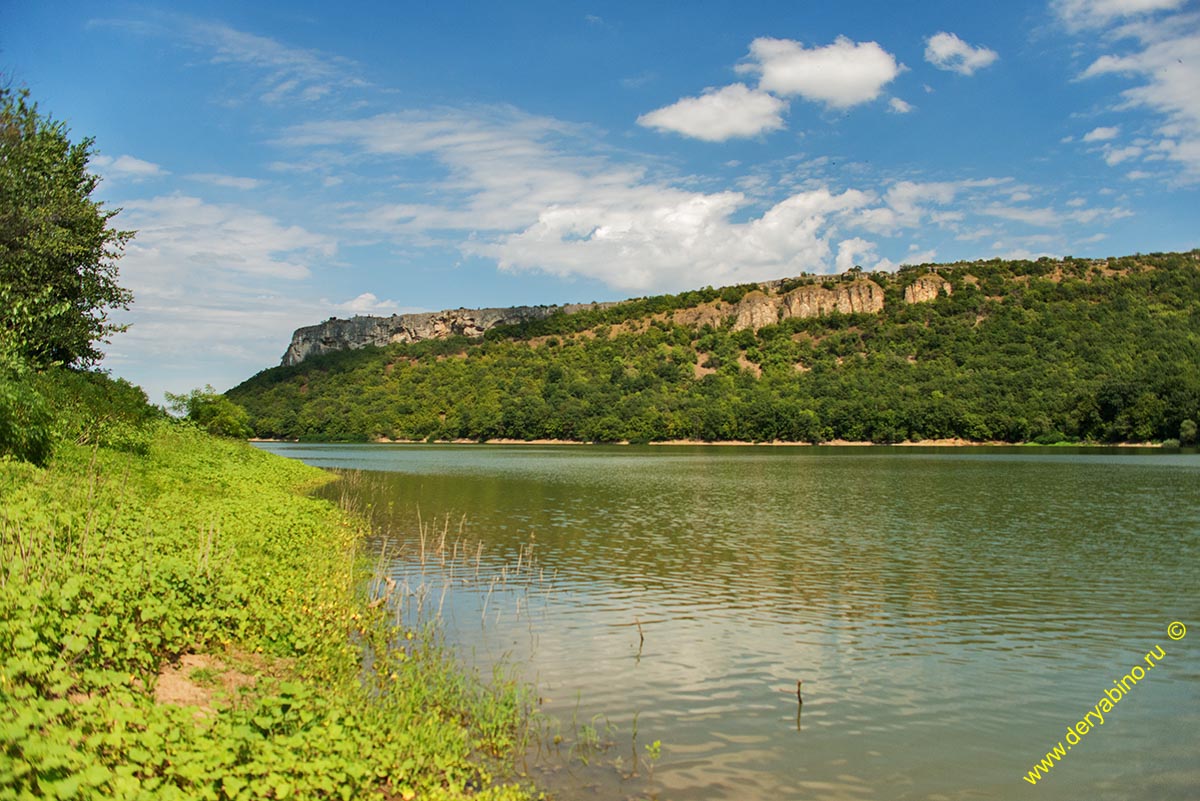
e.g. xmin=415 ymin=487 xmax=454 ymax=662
xmin=283 ymin=268 xmax=956 ymax=364
xmin=732 ymin=291 xmax=779 ymax=331
xmin=732 ymin=279 xmax=885 ymax=331
xmin=904 ymin=274 xmax=952 ymax=304
xmin=281 ymin=303 xmax=613 ymax=366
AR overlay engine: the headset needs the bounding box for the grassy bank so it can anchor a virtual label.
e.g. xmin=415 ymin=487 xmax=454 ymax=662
xmin=0 ymin=384 xmax=536 ymax=800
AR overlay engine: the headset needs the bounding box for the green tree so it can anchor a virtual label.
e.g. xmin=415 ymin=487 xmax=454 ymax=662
xmin=0 ymin=87 xmax=133 ymax=368
xmin=1181 ymin=419 xmax=1197 ymax=446
xmin=167 ymin=386 xmax=253 ymax=439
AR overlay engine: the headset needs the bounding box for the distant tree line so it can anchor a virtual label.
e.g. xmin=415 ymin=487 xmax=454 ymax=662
xmin=227 ymin=252 xmax=1200 ymax=446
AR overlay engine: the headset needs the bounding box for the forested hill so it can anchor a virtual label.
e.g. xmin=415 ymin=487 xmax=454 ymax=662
xmin=227 ymin=251 xmax=1200 ymax=445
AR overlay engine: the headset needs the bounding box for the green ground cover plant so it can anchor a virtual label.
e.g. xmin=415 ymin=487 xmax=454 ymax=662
xmin=0 ymin=370 xmax=537 ymax=801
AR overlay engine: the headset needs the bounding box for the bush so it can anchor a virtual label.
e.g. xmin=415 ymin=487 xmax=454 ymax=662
xmin=166 ymin=385 xmax=253 ymax=438
xmin=32 ymin=367 xmax=160 ymax=454
xmin=0 ymin=372 xmax=53 ymax=465
xmin=1180 ymin=419 xmax=1197 ymax=446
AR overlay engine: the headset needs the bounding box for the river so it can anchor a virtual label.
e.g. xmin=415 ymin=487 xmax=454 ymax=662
xmin=254 ymin=442 xmax=1200 ymax=801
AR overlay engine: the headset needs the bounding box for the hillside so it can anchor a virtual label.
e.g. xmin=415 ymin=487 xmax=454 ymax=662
xmin=227 ymin=251 xmax=1200 ymax=445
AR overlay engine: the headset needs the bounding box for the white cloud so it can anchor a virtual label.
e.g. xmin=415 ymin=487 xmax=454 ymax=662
xmin=852 ymin=178 xmax=1005 ymax=235
xmin=889 ymin=98 xmax=915 ymax=114
xmin=923 ymin=32 xmax=999 ymax=76
xmin=738 ymin=36 xmax=901 ymax=109
xmin=901 ymin=248 xmax=938 ymax=265
xmin=93 ymin=14 xmax=367 ymax=105
xmin=101 ymin=195 xmax=339 ymax=401
xmin=333 ymin=293 xmax=406 ymax=315
xmin=92 ymin=154 xmax=168 ymax=180
xmin=1083 ymin=125 xmax=1121 ymax=141
xmin=1126 ymin=169 xmax=1153 ymax=179
xmin=120 ymin=194 xmax=334 ymax=281
xmin=637 ymin=84 xmax=787 ymax=141
xmin=278 ymin=106 xmax=1130 ymax=293
xmin=474 ymin=185 xmax=879 ymax=290
xmin=982 ymin=201 xmax=1133 ymax=227
xmin=1104 ymin=144 xmax=1143 ymax=164
xmin=190 ymin=19 xmax=368 ymax=104
xmin=186 ymin=173 xmax=263 ymax=190
xmin=1076 ymin=11 xmax=1200 ymax=177
xmin=835 ymin=237 xmax=877 ymax=272
xmin=1054 ymin=0 xmax=1188 ymax=28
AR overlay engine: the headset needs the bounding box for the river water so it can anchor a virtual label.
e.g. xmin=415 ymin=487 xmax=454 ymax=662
xmin=254 ymin=443 xmax=1200 ymax=801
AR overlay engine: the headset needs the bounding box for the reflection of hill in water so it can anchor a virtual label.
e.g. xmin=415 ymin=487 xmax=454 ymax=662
xmin=318 ymin=446 xmax=1197 ymax=632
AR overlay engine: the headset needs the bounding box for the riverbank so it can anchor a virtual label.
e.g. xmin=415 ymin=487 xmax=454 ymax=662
xmin=256 ymin=436 xmax=1169 ymax=448
xmin=0 ymin=420 xmax=535 ymax=800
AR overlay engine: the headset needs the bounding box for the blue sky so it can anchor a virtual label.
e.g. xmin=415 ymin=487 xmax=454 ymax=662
xmin=4 ymin=0 xmax=1199 ymax=401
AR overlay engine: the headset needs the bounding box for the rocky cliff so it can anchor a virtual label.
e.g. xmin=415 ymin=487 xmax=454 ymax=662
xmin=283 ymin=269 xmax=955 ymax=364
xmin=904 ymin=274 xmax=953 ymax=304
xmin=733 ymin=279 xmax=886 ymax=331
xmin=281 ymin=303 xmax=616 ymax=366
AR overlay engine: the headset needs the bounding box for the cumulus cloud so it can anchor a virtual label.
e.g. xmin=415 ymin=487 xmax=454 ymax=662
xmin=852 ymin=179 xmax=1003 ymax=235
xmin=281 ymin=106 xmax=1128 ymax=293
xmin=474 ymin=186 xmax=878 ymax=290
xmin=637 ymin=84 xmax=787 ymax=141
xmin=835 ymin=237 xmax=877 ymax=272
xmin=1083 ymin=125 xmax=1121 ymax=141
xmin=737 ymin=36 xmax=901 ymax=109
xmin=889 ymin=98 xmax=915 ymax=114
xmin=92 ymin=154 xmax=168 ymax=180
xmin=1103 ymin=144 xmax=1144 ymax=164
xmin=901 ymin=248 xmax=938 ymax=266
xmin=333 ymin=293 xmax=407 ymax=315
xmin=924 ymin=32 xmax=999 ymax=76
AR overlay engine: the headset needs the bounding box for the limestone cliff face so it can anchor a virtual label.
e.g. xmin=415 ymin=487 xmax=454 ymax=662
xmin=732 ymin=291 xmax=779 ymax=331
xmin=284 ymin=269 xmax=952 ymax=364
xmin=733 ymin=279 xmax=885 ymax=331
xmin=281 ymin=303 xmax=612 ymax=366
xmin=904 ymin=274 xmax=953 ymax=304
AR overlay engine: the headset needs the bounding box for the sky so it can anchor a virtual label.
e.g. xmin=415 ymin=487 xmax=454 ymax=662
xmin=4 ymin=0 xmax=1199 ymax=402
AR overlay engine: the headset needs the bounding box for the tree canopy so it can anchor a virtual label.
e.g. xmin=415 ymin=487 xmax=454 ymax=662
xmin=228 ymin=252 xmax=1200 ymax=445
xmin=0 ymin=87 xmax=132 ymax=369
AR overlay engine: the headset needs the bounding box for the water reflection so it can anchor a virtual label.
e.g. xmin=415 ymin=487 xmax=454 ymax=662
xmin=258 ymin=443 xmax=1200 ymax=801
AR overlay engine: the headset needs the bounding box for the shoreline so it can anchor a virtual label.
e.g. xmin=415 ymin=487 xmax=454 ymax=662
xmin=250 ymin=436 xmax=1169 ymax=449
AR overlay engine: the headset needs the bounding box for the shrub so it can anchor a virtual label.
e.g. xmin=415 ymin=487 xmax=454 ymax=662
xmin=0 ymin=371 xmax=53 ymax=465
xmin=166 ymin=385 xmax=253 ymax=438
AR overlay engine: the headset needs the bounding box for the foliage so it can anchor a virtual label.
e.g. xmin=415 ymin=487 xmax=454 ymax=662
xmin=0 ymin=87 xmax=133 ymax=369
xmin=229 ymin=251 xmax=1200 ymax=445
xmin=166 ymin=386 xmax=253 ymax=439
xmin=0 ymin=365 xmax=53 ymax=466
xmin=32 ymin=367 xmax=162 ymax=454
xmin=0 ymin=373 xmax=537 ymax=800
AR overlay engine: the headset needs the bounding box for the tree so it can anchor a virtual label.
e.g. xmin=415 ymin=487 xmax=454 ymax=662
xmin=0 ymin=87 xmax=133 ymax=368
xmin=167 ymin=386 xmax=253 ymax=439
xmin=1181 ymin=419 xmax=1197 ymax=446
